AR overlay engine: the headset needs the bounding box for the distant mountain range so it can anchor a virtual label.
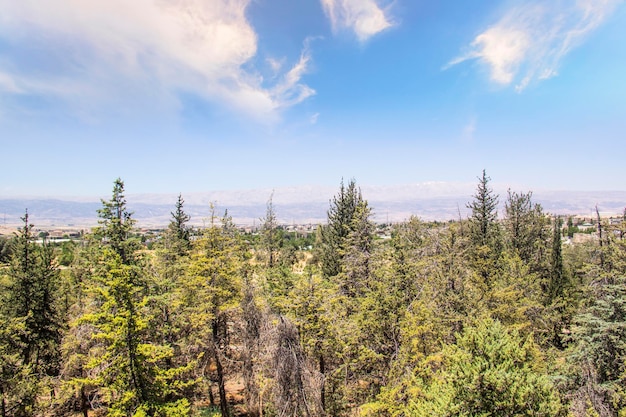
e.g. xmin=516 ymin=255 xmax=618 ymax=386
xmin=1 ymin=182 xmax=625 ymax=227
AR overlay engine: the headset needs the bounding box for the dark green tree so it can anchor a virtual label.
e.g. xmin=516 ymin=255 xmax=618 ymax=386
xmin=0 ymin=212 xmax=62 ymax=416
xmin=566 ymin=235 xmax=626 ymax=416
xmin=164 ymin=193 xmax=191 ymax=257
xmin=467 ymin=170 xmax=502 ymax=293
xmin=467 ymin=170 xmax=500 ymax=249
xmin=504 ymin=189 xmax=549 ymax=267
xmin=338 ymin=199 xmax=374 ymax=297
xmin=149 ymin=194 xmax=193 ymax=378
xmin=548 ymin=216 xmax=565 ymax=304
xmin=319 ymin=178 xmax=363 ymax=278
xmin=94 ymin=178 xmax=138 ymax=264
xmin=0 ymin=237 xmax=12 ymax=264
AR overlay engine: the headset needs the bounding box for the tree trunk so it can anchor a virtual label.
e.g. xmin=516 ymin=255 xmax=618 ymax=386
xmin=319 ymin=354 xmax=326 ymax=413
xmin=208 ymin=381 xmax=215 ymax=406
xmin=215 ymin=350 xmax=230 ymax=417
xmin=80 ymin=386 xmax=89 ymax=417
xmin=212 ymin=319 xmax=230 ymax=417
xmin=1 ymin=384 xmax=6 ymax=417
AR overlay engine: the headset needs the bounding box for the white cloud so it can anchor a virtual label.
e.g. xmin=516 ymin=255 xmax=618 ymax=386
xmin=271 ymin=50 xmax=316 ymax=109
xmin=321 ymin=0 xmax=393 ymax=42
xmin=0 ymin=0 xmax=314 ymax=120
xmin=446 ymin=0 xmax=621 ymax=90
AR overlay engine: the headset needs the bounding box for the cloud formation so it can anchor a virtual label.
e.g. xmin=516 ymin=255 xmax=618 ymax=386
xmin=321 ymin=0 xmax=393 ymax=42
xmin=447 ymin=0 xmax=621 ymax=91
xmin=0 ymin=0 xmax=314 ymax=120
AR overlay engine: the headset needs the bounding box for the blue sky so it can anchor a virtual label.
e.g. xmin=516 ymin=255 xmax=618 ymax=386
xmin=0 ymin=0 xmax=624 ymax=197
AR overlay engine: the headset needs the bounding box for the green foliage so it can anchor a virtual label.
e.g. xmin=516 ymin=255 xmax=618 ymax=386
xmin=318 ymin=178 xmax=363 ymax=278
xmin=337 ymin=199 xmax=374 ymax=297
xmin=467 ymin=170 xmax=501 ymax=250
xmin=94 ymin=178 xmax=140 ymax=264
xmin=0 ymin=212 xmax=63 ymax=416
xmin=566 ymin=268 xmax=626 ymax=415
xmin=164 ymin=193 xmax=192 ymax=258
xmin=182 ymin=211 xmax=245 ymax=417
xmin=7 ymin=177 xmax=626 ymax=417
xmin=467 ymin=171 xmax=505 ymax=299
xmin=0 ymin=236 xmax=12 ymax=263
xmin=57 ymin=239 xmax=77 ymax=266
xmin=408 ymin=319 xmax=564 ymax=416
xmin=77 ymin=247 xmax=193 ymax=416
xmin=63 ymin=180 xmax=195 ymax=416
xmin=260 ymin=192 xmax=280 ymax=268
xmin=504 ymin=190 xmax=549 ymax=270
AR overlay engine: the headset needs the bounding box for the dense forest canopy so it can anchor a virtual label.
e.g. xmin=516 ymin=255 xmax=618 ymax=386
xmin=1 ymin=174 xmax=625 ymax=417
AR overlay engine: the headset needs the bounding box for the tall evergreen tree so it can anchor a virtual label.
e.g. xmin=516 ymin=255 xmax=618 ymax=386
xmin=467 ymin=170 xmax=502 ymax=293
xmin=319 ymin=179 xmax=363 ymax=278
xmin=184 ymin=211 xmax=244 ymax=417
xmin=260 ymin=192 xmax=280 ymax=268
xmin=70 ymin=180 xmax=191 ymax=416
xmin=0 ymin=211 xmax=62 ymax=416
xmin=504 ymin=189 xmax=549 ymax=267
xmin=338 ymin=199 xmax=374 ymax=297
xmin=467 ymin=170 xmax=500 ymax=249
xmin=566 ymin=230 xmax=626 ymax=416
xmin=165 ymin=193 xmax=191 ymax=257
xmin=94 ymin=178 xmax=138 ymax=265
xmin=548 ymin=216 xmax=565 ymax=304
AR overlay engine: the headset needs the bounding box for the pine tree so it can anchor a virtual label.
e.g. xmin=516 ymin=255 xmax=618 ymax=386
xmin=548 ymin=216 xmax=565 ymax=304
xmin=566 ymin=232 xmax=626 ymax=416
xmin=288 ymin=267 xmax=337 ymax=413
xmin=260 ymin=192 xmax=280 ymax=268
xmin=319 ymin=179 xmax=362 ymax=278
xmin=338 ymin=199 xmax=374 ymax=297
xmin=467 ymin=170 xmax=500 ymax=249
xmin=0 ymin=211 xmax=62 ymax=416
xmin=407 ymin=319 xmax=564 ymax=416
xmin=69 ymin=180 xmax=192 ymax=416
xmin=183 ymin=211 xmax=244 ymax=417
xmin=467 ymin=170 xmax=502 ymax=293
xmin=504 ymin=189 xmax=549 ymax=267
xmin=165 ymin=194 xmax=191 ymax=258
xmin=94 ymin=178 xmax=138 ymax=264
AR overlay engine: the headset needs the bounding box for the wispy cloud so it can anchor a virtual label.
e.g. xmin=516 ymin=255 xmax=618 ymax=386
xmin=446 ymin=0 xmax=621 ymax=91
xmin=271 ymin=49 xmax=316 ymax=109
xmin=321 ymin=0 xmax=393 ymax=42
xmin=0 ymin=0 xmax=314 ymax=120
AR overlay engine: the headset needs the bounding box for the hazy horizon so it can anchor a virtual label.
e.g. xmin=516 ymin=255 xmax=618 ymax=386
xmin=2 ymin=181 xmax=625 ymax=228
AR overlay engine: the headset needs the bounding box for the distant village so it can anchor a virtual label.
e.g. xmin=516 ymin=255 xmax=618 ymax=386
xmin=1 ymin=213 xmax=624 ymax=246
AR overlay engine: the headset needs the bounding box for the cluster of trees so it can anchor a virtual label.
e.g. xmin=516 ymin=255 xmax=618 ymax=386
xmin=1 ymin=173 xmax=625 ymax=417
